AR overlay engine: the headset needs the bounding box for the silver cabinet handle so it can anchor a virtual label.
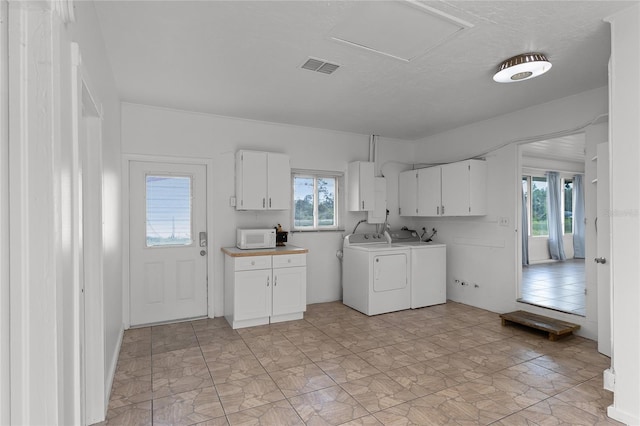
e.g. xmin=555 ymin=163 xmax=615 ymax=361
xmin=269 ymin=198 xmax=272 ymax=208
xmin=442 ymin=205 xmax=445 ymax=215
xmin=362 ymin=201 xmax=364 ymax=210
xmin=274 ymin=276 xmax=277 ymax=286
xmin=437 ymin=206 xmax=439 ymax=215
xmin=267 ymin=276 xmax=270 ymax=286
xmin=263 ymin=198 xmax=266 ymax=208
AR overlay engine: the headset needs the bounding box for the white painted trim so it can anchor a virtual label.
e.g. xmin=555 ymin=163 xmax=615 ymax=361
xmin=122 ymin=153 xmax=216 ymax=329
xmin=0 ymin=0 xmax=10 ymax=424
xmin=72 ymin=42 xmax=107 ymax=425
xmin=8 ymin=3 xmax=61 ymax=423
xmin=607 ymin=406 xmax=639 ymax=426
xmin=104 ymin=327 xmax=123 ymax=412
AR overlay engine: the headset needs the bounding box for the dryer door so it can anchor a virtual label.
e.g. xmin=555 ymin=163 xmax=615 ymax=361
xmin=373 ymin=253 xmax=408 ymax=292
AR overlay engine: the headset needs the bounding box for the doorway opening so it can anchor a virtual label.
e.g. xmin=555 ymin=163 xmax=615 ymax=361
xmin=518 ymin=134 xmax=586 ymax=316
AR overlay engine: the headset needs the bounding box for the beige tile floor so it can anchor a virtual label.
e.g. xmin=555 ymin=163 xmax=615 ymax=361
xmin=98 ymin=301 xmax=621 ymax=425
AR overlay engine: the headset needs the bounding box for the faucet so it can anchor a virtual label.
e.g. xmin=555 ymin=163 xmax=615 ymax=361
xmin=351 ymin=219 xmax=367 ymax=235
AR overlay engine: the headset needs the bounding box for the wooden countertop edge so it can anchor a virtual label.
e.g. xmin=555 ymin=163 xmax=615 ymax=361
xmin=221 ymin=246 xmax=309 ymax=257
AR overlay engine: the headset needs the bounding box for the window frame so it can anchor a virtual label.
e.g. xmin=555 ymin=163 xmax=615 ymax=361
xmin=291 ymin=169 xmax=344 ymax=232
xmin=522 ymin=171 xmax=575 ymax=237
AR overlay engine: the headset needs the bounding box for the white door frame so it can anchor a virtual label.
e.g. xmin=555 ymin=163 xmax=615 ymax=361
xmin=0 ymin=0 xmax=10 ymax=424
xmin=122 ymin=154 xmax=215 ymax=328
xmin=71 ymin=42 xmax=107 ymax=424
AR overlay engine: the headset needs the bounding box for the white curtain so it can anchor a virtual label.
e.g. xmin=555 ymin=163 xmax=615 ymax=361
xmin=573 ymin=174 xmax=585 ymax=258
xmin=522 ymin=187 xmax=529 ymax=265
xmin=547 ymin=171 xmax=566 ymax=260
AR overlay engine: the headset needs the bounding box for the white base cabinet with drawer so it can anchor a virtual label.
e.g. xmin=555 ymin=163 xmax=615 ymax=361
xmin=224 ymin=253 xmax=307 ymax=329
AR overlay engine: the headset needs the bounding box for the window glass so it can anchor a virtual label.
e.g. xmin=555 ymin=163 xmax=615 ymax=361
xmin=317 ymin=178 xmax=336 ymax=227
xmin=531 ymin=176 xmax=548 ymax=236
xmin=564 ymin=179 xmax=573 ymax=234
xmin=522 ymin=177 xmax=530 ymax=236
xmin=292 ymin=172 xmax=340 ymax=231
xmin=294 ymin=176 xmax=315 ymax=228
xmin=146 ymin=175 xmax=193 ymax=246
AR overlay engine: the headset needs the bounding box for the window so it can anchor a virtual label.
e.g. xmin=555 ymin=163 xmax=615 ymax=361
xmin=563 ymin=178 xmax=573 ymax=234
xmin=146 ymin=175 xmax=193 ymax=246
xmin=530 ymin=176 xmax=548 ymax=236
xmin=523 ymin=174 xmax=574 ymax=236
xmin=292 ymin=171 xmax=342 ymax=231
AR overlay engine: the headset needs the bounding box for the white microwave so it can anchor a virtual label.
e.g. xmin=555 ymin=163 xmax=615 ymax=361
xmin=236 ymin=228 xmax=276 ymax=250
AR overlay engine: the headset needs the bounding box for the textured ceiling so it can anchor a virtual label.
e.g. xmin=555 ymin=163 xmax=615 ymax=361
xmin=94 ymin=0 xmax=635 ymax=140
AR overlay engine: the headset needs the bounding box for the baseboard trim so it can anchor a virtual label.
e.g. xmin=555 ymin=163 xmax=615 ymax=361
xmin=607 ymin=405 xmax=639 ymax=425
xmin=102 ymin=326 xmax=124 ymax=421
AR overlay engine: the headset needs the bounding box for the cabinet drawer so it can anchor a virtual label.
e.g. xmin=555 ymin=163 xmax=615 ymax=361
xmin=273 ymin=254 xmax=306 ymax=268
xmin=234 ymin=255 xmax=272 ymax=271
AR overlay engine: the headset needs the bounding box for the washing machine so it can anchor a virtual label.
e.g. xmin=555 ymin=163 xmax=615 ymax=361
xmin=342 ymin=233 xmax=411 ymax=315
xmin=389 ymin=229 xmax=447 ymax=308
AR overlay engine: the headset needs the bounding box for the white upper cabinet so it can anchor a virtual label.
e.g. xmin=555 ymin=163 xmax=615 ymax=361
xmin=417 ymin=166 xmax=442 ymax=216
xmin=398 ymin=170 xmax=418 ymax=216
xmin=398 ymin=159 xmax=486 ymax=217
xmin=367 ymin=177 xmax=387 ymax=224
xmin=347 ymin=161 xmax=375 ymax=211
xmin=265 ymin=153 xmax=290 ymax=210
xmin=441 ymin=160 xmax=486 ymax=216
xmin=236 ymin=150 xmax=291 ymax=210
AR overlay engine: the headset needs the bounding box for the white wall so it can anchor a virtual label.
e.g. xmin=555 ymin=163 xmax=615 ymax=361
xmin=67 ymin=2 xmax=123 ymax=417
xmin=5 ymin=1 xmax=121 ymax=423
xmin=409 ymin=87 xmax=609 ymax=339
xmin=411 ymin=145 xmax=520 ymax=314
xmin=606 ymin=4 xmax=640 ymax=424
xmin=121 ymin=103 xmax=413 ymax=314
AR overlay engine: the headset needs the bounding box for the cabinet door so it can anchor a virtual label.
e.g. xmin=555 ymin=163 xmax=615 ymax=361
xmin=267 ymin=153 xmax=291 ymax=210
xmin=347 ymin=161 xmax=374 ymax=211
xmin=468 ymin=160 xmax=487 ymax=215
xmin=272 ymin=266 xmax=306 ymax=316
xmin=234 ymin=269 xmax=272 ymax=321
xmin=441 ymin=161 xmax=470 ymax=216
xmin=237 ymin=151 xmax=267 ymax=210
xmin=398 ymin=170 xmax=418 ymax=216
xmin=417 ymin=167 xmax=441 ymax=216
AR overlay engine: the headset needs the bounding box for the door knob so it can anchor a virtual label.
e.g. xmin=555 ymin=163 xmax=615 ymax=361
xmin=594 ymin=257 xmax=607 ymax=264
xmin=200 ymin=250 xmax=207 ymax=256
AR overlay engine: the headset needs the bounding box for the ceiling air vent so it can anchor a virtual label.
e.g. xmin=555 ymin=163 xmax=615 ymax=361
xmin=300 ymin=57 xmax=340 ymax=75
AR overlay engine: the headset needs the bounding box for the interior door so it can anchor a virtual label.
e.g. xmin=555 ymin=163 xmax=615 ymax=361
xmin=596 ymin=142 xmax=611 ymax=356
xmin=129 ymin=161 xmax=208 ymax=326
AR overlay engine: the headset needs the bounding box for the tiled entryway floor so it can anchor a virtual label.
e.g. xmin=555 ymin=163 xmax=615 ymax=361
xmin=99 ymin=301 xmax=620 ymax=425
xmin=521 ymin=259 xmax=586 ymax=316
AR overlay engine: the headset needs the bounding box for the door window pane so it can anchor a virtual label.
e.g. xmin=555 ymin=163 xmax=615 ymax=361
xmin=146 ymin=175 xmax=193 ymax=246
xmin=531 ymin=177 xmax=548 ymax=236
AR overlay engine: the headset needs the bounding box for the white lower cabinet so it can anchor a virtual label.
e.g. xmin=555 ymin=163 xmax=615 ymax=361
xmin=225 ymin=253 xmax=307 ymax=329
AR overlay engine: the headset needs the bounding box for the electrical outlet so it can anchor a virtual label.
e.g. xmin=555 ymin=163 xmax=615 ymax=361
xmin=499 ymin=217 xmax=509 ymax=226
xmin=229 ymin=196 xmax=236 ymax=207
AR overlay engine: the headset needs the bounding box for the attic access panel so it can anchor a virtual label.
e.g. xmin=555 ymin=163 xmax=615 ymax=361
xmin=329 ymin=1 xmax=473 ymax=62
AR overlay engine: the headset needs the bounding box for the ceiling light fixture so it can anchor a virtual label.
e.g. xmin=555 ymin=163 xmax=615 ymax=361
xmin=493 ymin=53 xmax=552 ymax=83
